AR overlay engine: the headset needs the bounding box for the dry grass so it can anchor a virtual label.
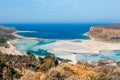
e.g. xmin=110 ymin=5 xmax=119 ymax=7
xmin=41 ymin=63 xmax=100 ymax=80
xmin=17 ymin=62 xmax=112 ymax=80
xmin=19 ymin=70 xmax=44 ymax=80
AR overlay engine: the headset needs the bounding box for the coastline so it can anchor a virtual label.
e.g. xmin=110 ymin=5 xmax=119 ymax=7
xmin=4 ymin=29 xmax=120 ymax=64
xmin=17 ymin=31 xmax=37 ymax=33
xmin=7 ymin=31 xmax=78 ymax=63
xmin=83 ymin=31 xmax=95 ymax=41
xmin=13 ymin=31 xmax=40 ymax=40
xmin=11 ymin=31 xmax=78 ymax=63
xmin=0 ymin=40 xmax=22 ymax=55
xmin=0 ymin=30 xmax=39 ymax=56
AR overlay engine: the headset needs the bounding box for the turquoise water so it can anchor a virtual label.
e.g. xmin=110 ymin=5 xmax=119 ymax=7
xmin=2 ymin=23 xmax=120 ymax=62
xmin=76 ymin=50 xmax=120 ymax=62
xmin=14 ymin=39 xmax=57 ymax=55
xmin=76 ymin=54 xmax=101 ymax=62
xmin=14 ymin=39 xmax=72 ymax=56
xmin=14 ymin=39 xmax=120 ymax=62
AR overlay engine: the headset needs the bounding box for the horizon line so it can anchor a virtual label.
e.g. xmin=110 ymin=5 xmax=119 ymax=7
xmin=0 ymin=22 xmax=120 ymax=24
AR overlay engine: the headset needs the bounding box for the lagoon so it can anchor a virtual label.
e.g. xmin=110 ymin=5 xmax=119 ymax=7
xmin=2 ymin=23 xmax=120 ymax=62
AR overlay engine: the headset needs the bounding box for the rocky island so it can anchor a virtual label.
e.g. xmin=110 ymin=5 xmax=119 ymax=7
xmin=87 ymin=24 xmax=120 ymax=42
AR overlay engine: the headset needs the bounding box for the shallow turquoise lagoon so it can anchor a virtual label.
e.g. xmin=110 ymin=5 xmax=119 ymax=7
xmin=13 ymin=39 xmax=71 ymax=56
xmin=100 ymin=50 xmax=120 ymax=61
xmin=76 ymin=54 xmax=102 ymax=62
xmin=76 ymin=50 xmax=120 ymax=62
xmin=13 ymin=39 xmax=55 ymax=55
xmin=14 ymin=39 xmax=120 ymax=62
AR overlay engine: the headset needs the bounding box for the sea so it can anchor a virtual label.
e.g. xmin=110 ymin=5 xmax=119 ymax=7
xmin=1 ymin=23 xmax=120 ymax=62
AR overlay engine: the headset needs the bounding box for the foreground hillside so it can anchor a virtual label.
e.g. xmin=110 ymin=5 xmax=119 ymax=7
xmin=1 ymin=52 xmax=120 ymax=80
xmin=87 ymin=24 xmax=120 ymax=42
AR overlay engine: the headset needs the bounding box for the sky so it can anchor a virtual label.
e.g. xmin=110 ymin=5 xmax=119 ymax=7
xmin=0 ymin=0 xmax=120 ymax=23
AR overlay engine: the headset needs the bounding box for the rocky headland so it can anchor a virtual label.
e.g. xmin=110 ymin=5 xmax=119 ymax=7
xmin=87 ymin=24 xmax=120 ymax=42
xmin=0 ymin=26 xmax=16 ymax=40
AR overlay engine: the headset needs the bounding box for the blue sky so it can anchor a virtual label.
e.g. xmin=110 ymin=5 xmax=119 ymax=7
xmin=0 ymin=0 xmax=120 ymax=23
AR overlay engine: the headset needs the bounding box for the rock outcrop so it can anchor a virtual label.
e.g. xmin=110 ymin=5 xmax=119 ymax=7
xmin=0 ymin=26 xmax=16 ymax=40
xmin=87 ymin=24 xmax=120 ymax=42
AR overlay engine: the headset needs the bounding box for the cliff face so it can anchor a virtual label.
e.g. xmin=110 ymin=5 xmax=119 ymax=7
xmin=87 ymin=24 xmax=120 ymax=42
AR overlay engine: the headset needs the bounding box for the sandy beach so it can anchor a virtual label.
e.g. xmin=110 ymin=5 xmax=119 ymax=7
xmin=50 ymin=39 xmax=120 ymax=54
xmin=0 ymin=40 xmax=22 ymax=55
xmin=28 ymin=39 xmax=120 ymax=63
xmin=0 ymin=30 xmax=40 ymax=56
xmin=78 ymin=39 xmax=120 ymax=53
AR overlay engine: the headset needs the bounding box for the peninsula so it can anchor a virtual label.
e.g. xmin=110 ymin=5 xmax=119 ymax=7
xmin=87 ymin=24 xmax=120 ymax=42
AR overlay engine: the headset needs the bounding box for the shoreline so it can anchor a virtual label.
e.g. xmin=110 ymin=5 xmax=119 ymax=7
xmin=4 ymin=30 xmax=120 ymax=64
xmin=7 ymin=40 xmax=22 ymax=55
xmin=13 ymin=31 xmax=40 ymax=40
xmin=8 ymin=39 xmax=78 ymax=63
xmin=0 ymin=40 xmax=22 ymax=55
xmin=17 ymin=31 xmax=37 ymax=33
xmin=57 ymin=54 xmax=77 ymax=64
xmin=83 ymin=32 xmax=95 ymax=41
xmin=8 ymin=31 xmax=78 ymax=63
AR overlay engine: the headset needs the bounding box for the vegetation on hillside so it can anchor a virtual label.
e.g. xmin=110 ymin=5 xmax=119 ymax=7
xmin=0 ymin=51 xmax=58 ymax=80
xmin=0 ymin=51 xmax=120 ymax=80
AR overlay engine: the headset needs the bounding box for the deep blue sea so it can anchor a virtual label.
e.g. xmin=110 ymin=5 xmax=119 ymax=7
xmin=1 ymin=23 xmax=120 ymax=62
xmin=0 ymin=23 xmax=112 ymax=39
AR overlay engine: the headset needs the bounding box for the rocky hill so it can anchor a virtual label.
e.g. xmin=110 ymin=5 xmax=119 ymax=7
xmin=0 ymin=26 xmax=16 ymax=47
xmin=87 ymin=24 xmax=120 ymax=42
xmin=0 ymin=26 xmax=16 ymax=39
